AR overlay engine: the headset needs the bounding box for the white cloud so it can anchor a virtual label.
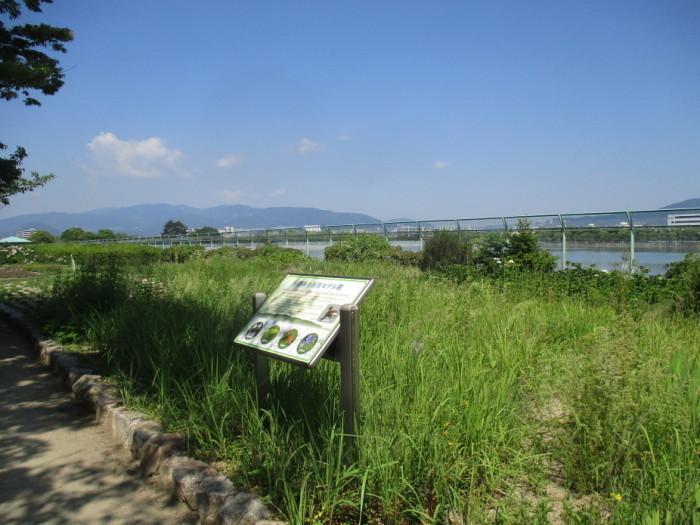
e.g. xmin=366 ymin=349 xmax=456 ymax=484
xmin=433 ymin=160 xmax=449 ymax=169
xmin=219 ymin=189 xmax=242 ymax=203
xmin=295 ymin=137 xmax=325 ymax=155
xmin=87 ymin=132 xmax=183 ymax=178
xmin=271 ymin=188 xmax=286 ymax=197
xmin=217 ymin=154 xmax=243 ymax=168
xmin=338 ymin=134 xmax=351 ymax=141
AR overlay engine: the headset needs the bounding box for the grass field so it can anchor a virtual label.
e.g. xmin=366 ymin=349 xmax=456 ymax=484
xmin=2 ymin=253 xmax=698 ymax=524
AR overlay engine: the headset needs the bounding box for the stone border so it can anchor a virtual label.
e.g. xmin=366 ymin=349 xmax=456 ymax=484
xmin=0 ymin=303 xmax=285 ymax=525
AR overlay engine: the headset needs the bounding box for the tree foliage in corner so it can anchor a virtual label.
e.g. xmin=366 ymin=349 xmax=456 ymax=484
xmin=1 ymin=0 xmax=73 ymax=205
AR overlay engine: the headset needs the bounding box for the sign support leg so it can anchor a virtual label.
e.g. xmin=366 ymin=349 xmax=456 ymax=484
xmin=339 ymin=304 xmax=360 ymax=456
xmin=252 ymin=292 xmax=269 ymax=408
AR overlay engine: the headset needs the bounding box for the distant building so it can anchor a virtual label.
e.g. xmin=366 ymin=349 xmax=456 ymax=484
xmin=16 ymin=228 xmax=37 ymax=239
xmin=218 ymin=226 xmax=236 ymax=234
xmin=304 ymin=225 xmax=322 ymax=233
xmin=667 ymin=213 xmax=700 ymax=226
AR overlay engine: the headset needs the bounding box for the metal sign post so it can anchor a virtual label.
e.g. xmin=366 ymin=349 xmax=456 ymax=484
xmin=338 ymin=304 xmax=360 ymax=452
xmin=252 ymin=292 xmax=270 ymax=406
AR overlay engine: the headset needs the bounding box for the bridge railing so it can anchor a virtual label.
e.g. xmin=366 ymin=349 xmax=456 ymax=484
xmin=68 ymin=207 xmax=700 ymax=273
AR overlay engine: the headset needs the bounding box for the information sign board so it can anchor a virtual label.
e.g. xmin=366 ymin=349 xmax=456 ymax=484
xmin=235 ymin=274 xmax=374 ymax=367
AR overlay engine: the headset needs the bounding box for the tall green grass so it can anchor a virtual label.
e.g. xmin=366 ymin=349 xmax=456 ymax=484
xmin=40 ymin=257 xmax=700 ymax=524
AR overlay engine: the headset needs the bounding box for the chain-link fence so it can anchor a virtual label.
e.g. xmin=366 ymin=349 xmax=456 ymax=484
xmin=77 ymin=207 xmax=700 ymax=275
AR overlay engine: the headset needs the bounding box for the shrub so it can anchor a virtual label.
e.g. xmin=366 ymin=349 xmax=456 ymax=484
xmin=668 ymin=254 xmax=700 ymax=315
xmin=420 ymin=231 xmax=471 ymax=271
xmin=205 ymin=246 xmax=255 ymax=260
xmin=253 ymin=244 xmax=309 ymax=263
xmin=471 ymin=220 xmax=557 ymax=274
xmin=325 ymin=235 xmax=394 ymax=262
xmin=205 ymin=244 xmax=308 ymax=264
xmin=0 ymin=243 xmax=203 ymax=267
xmin=324 ymin=235 xmax=421 ymax=266
xmin=388 ymin=249 xmax=422 ymax=267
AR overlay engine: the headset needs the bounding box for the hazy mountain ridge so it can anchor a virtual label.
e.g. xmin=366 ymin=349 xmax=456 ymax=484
xmin=662 ymin=198 xmax=700 ymax=209
xmin=0 ymin=204 xmax=380 ymax=236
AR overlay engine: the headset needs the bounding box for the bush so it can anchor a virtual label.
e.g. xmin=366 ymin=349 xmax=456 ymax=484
xmin=471 ymin=220 xmax=557 ymax=274
xmin=205 ymin=244 xmax=308 ymax=264
xmin=325 ymin=235 xmax=421 ymax=266
xmin=0 ymin=243 xmax=203 ymax=267
xmin=420 ymin=231 xmax=471 ymax=271
xmin=668 ymin=254 xmax=700 ymax=315
xmin=325 ymin=235 xmax=395 ymax=262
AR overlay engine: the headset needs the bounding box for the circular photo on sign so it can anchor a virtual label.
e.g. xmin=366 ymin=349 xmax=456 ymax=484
xmin=297 ymin=333 xmax=319 ymax=354
xmin=260 ymin=325 xmax=280 ymax=345
xmin=277 ymin=328 xmax=298 ymax=349
xmin=244 ymin=321 xmax=264 ymax=340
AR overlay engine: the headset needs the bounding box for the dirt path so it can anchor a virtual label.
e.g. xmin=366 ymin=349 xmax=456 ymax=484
xmin=0 ymin=320 xmax=197 ymax=525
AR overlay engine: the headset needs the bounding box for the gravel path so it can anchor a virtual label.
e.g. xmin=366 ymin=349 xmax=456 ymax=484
xmin=0 ymin=320 xmax=197 ymax=525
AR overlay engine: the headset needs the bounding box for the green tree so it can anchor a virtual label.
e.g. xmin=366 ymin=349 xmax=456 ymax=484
xmin=96 ymin=228 xmax=116 ymax=239
xmin=195 ymin=226 xmax=219 ymax=234
xmin=162 ymin=220 xmax=187 ymax=236
xmin=60 ymin=226 xmax=88 ymax=241
xmin=28 ymin=228 xmax=53 ymax=243
xmin=1 ymin=0 xmax=73 ymax=205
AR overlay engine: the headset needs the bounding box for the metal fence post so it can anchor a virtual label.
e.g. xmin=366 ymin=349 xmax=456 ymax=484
xmin=252 ymin=293 xmax=269 ymax=408
xmin=417 ymin=221 xmax=424 ymax=251
xmin=339 ymin=304 xmax=360 ymax=456
xmin=382 ymin=223 xmax=389 ymax=242
xmin=559 ymin=215 xmax=566 ymax=270
xmin=626 ymin=211 xmax=635 ymax=272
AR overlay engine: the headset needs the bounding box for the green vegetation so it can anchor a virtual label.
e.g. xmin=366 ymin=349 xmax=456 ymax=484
xmin=0 ymin=243 xmax=203 ymax=266
xmin=536 ymin=226 xmax=700 ymax=243
xmin=196 ymin=226 xmax=220 ymax=234
xmin=325 ymin=234 xmax=421 ymax=266
xmin=1 ymin=239 xmax=694 ymax=525
xmin=28 ymin=229 xmax=55 ymax=243
xmin=58 ymin=227 xmax=126 ymax=241
xmin=1 ymin=0 xmax=73 ymax=205
xmin=162 ymin=219 xmax=188 ymax=235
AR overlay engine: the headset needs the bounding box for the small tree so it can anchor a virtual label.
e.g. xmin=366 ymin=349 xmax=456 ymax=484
xmin=28 ymin=229 xmax=54 ymax=243
xmin=96 ymin=229 xmax=116 ymax=239
xmin=162 ymin=220 xmax=187 ymax=236
xmin=60 ymin=227 xmax=88 ymax=241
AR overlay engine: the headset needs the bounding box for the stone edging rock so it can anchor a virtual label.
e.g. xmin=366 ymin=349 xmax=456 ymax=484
xmin=0 ymin=303 xmax=284 ymax=525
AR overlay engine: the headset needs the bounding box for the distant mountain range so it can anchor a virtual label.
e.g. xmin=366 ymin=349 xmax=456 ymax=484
xmin=0 ymin=204 xmax=380 ymax=237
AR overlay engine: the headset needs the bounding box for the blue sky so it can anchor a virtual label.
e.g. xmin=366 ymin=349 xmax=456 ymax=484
xmin=2 ymin=0 xmax=699 ymax=221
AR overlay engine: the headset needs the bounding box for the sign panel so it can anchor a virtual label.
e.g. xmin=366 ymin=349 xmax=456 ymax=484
xmin=235 ymin=274 xmax=373 ymax=367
